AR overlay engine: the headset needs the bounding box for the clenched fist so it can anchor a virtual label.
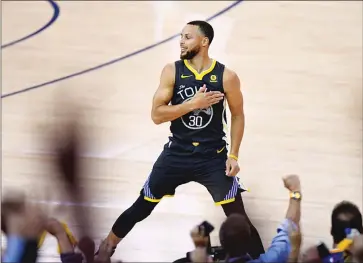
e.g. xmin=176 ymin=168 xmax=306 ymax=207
xmin=283 ymin=175 xmax=301 ymax=192
xmin=190 ymin=225 xmax=210 ymax=248
xmin=225 ymin=157 xmax=240 ymax=177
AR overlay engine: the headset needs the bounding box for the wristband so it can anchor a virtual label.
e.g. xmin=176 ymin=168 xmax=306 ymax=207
xmin=228 ymin=154 xmax=238 ymax=161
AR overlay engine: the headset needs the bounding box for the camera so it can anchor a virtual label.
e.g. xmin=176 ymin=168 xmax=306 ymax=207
xmin=198 ymin=221 xmax=215 ymax=237
xmin=210 ymin=245 xmax=227 ymax=261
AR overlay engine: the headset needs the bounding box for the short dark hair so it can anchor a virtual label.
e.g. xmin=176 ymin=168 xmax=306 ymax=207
xmin=187 ymin=20 xmax=214 ymax=45
xmin=219 ymin=214 xmax=251 ymax=257
xmin=331 ymin=201 xmax=363 ymax=244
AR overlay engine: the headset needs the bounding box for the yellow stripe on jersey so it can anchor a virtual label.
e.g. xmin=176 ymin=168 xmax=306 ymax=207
xmin=184 ymin=59 xmax=217 ymax=80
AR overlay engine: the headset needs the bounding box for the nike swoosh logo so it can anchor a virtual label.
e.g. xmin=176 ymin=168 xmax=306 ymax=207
xmin=217 ymin=146 xmax=225 ymax=153
xmin=181 ymin=74 xmax=193 ymax=79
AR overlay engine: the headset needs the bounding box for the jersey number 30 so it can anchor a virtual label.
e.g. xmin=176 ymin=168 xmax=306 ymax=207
xmin=189 ymin=115 xmax=203 ymax=127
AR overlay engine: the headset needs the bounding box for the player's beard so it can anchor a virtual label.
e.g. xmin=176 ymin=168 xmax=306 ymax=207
xmin=180 ymin=46 xmax=200 ymax=60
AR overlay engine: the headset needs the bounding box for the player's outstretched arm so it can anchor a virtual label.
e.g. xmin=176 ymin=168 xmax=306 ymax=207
xmin=224 ymin=68 xmax=245 ymax=158
xmin=151 ymin=63 xmax=196 ymax=125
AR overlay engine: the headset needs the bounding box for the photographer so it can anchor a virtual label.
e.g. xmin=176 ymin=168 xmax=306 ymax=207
xmin=188 ymin=174 xmax=302 ymax=263
xmin=220 ymin=174 xmax=301 ymax=263
xmin=331 ymin=201 xmax=363 ymax=251
xmin=302 ymin=200 xmax=363 ymax=263
xmin=189 ymin=223 xmax=214 ymax=263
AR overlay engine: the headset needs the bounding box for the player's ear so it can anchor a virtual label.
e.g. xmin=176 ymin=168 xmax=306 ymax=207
xmin=201 ymin=37 xmax=209 ymax=47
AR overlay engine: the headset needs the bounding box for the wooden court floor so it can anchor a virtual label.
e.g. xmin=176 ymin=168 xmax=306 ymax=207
xmin=2 ymin=1 xmax=362 ymax=262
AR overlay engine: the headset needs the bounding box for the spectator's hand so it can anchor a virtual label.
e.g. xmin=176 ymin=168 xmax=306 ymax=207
xmin=352 ymin=234 xmax=363 ymax=263
xmin=190 ymin=225 xmax=209 ymax=248
xmin=283 ymin=175 xmax=301 ymax=192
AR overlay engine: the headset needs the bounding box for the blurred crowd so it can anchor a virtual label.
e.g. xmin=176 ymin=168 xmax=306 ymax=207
xmin=1 ymin=120 xmax=362 ymax=263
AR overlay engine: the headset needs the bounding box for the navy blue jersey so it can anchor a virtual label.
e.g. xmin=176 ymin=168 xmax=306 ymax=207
xmin=169 ymin=59 xmax=227 ymax=146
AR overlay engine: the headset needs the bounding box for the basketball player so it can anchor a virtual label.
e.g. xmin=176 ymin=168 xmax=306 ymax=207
xmin=99 ymin=20 xmax=265 ymax=259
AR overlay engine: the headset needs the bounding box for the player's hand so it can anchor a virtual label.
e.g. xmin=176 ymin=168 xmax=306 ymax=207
xmin=225 ymin=157 xmax=240 ymax=177
xmin=190 ymin=84 xmax=224 ymax=109
xmin=283 ymin=174 xmax=301 ymax=192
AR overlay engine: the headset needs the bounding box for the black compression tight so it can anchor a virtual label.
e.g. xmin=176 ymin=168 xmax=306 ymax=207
xmin=112 ymin=194 xmax=264 ymax=258
xmin=112 ymin=194 xmax=157 ymax=238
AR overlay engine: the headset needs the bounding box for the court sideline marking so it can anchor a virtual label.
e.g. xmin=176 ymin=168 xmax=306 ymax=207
xmin=1 ymin=0 xmax=60 ymax=49
xmin=1 ymin=0 xmax=243 ymax=99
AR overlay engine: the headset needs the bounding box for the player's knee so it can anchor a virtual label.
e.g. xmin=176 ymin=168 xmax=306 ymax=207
xmin=128 ymin=205 xmax=152 ymax=222
xmin=111 ymin=195 xmax=157 ymax=238
xmin=126 ymin=195 xmax=157 ymax=222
